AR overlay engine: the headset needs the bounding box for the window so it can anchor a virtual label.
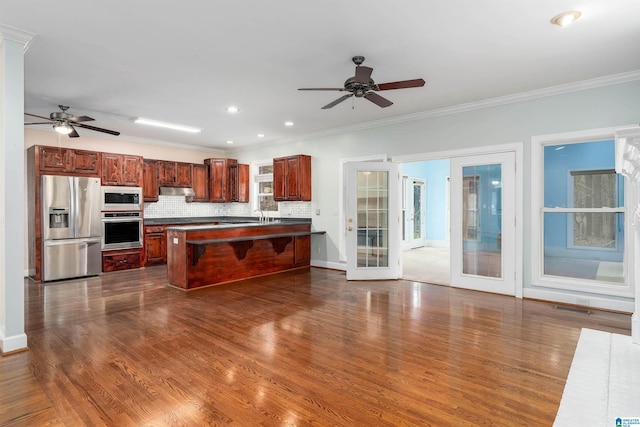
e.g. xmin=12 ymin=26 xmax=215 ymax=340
xmin=253 ymin=161 xmax=279 ymax=213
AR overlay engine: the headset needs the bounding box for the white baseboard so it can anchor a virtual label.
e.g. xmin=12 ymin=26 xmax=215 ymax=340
xmin=524 ymin=288 xmax=634 ymax=313
xmin=311 ymin=260 xmax=346 ymax=271
xmin=426 ymin=240 xmax=450 ymax=248
xmin=1 ymin=332 xmax=28 ymax=354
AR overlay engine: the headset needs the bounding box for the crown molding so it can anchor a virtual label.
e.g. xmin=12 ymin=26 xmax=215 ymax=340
xmin=226 ymin=70 xmax=640 ymax=154
xmin=0 ymin=24 xmax=36 ymax=52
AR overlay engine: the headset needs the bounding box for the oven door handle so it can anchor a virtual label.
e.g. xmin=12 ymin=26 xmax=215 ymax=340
xmin=102 ymin=218 xmax=143 ymax=223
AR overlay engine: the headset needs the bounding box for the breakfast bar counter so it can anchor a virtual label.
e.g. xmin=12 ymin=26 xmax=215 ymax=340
xmin=166 ymin=222 xmax=311 ymax=289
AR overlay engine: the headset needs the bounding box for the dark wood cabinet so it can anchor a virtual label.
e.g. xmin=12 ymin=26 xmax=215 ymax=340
xmin=190 ymin=163 xmax=209 ymax=202
xmin=37 ymin=146 xmax=100 ymax=176
xmin=102 ymin=249 xmax=143 ymax=272
xmin=143 ymin=159 xmax=159 ymax=202
xmin=102 ymin=153 xmax=142 ymax=186
xmin=229 ymin=163 xmax=250 ymax=203
xmin=206 ymin=158 xmax=237 ymax=202
xmin=157 ymin=161 xmax=192 ymax=187
xmin=273 ymin=155 xmax=311 ymax=201
xmin=144 ymin=225 xmax=166 ymax=266
xmin=294 ymin=234 xmax=311 ymax=266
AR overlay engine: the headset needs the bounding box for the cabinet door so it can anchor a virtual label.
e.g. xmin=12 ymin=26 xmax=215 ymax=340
xmin=122 ymin=155 xmax=142 ymax=186
xmin=145 ymin=232 xmax=164 ymax=265
xmin=70 ymin=150 xmax=100 ymax=176
xmin=38 ymin=146 xmax=71 ymax=173
xmin=207 ymin=158 xmax=236 ymax=202
xmin=101 ymin=153 xmax=123 ymax=186
xmin=228 ymin=163 xmax=239 ymax=202
xmin=285 ymin=156 xmax=301 ymax=200
xmin=294 ymin=234 xmax=311 ymax=266
xmin=143 ymin=159 xmax=159 ymax=202
xmin=273 ymin=157 xmax=287 ymax=201
xmin=191 ymin=163 xmax=208 ymax=202
xmin=157 ymin=161 xmax=176 ymax=186
xmin=175 ymin=162 xmax=193 ymax=187
xmin=237 ymin=164 xmax=250 ymax=203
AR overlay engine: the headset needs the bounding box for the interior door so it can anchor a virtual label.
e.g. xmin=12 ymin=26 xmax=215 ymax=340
xmin=410 ymin=179 xmax=426 ymax=249
xmin=450 ymin=152 xmax=516 ymax=295
xmin=346 ymin=161 xmax=401 ymax=280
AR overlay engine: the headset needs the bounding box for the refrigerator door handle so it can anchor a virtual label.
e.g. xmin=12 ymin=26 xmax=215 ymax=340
xmin=44 ymin=237 xmax=101 ymax=246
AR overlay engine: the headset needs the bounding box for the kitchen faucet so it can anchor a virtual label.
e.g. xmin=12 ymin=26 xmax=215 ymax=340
xmin=254 ymin=209 xmax=264 ymax=223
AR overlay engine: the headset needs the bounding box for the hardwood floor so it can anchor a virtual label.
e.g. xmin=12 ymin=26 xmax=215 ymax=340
xmin=1 ymin=267 xmax=632 ymax=426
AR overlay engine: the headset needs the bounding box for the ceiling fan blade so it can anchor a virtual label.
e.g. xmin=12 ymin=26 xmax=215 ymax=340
xmin=354 ymin=66 xmax=373 ymax=84
xmin=76 ymin=122 xmax=120 ymax=136
xmin=68 ymin=126 xmax=80 ymax=138
xmin=364 ymin=92 xmax=393 ymax=108
xmin=375 ymin=78 xmax=426 ymax=91
xmin=69 ymin=115 xmax=95 ymax=123
xmin=298 ymin=87 xmax=345 ymax=91
xmin=321 ymin=94 xmax=353 ymax=109
xmin=24 ymin=112 xmax=52 ymax=121
xmin=25 ymin=122 xmax=54 ymax=125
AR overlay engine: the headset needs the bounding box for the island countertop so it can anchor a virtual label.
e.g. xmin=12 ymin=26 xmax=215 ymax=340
xmin=144 ymin=216 xmax=311 ymax=226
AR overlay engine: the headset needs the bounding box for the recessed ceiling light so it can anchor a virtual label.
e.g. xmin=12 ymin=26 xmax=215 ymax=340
xmin=550 ymin=10 xmax=581 ymax=27
xmin=134 ymin=117 xmax=201 ymax=133
xmin=257 ymin=134 xmax=265 ymax=138
xmin=284 ymin=121 xmax=294 ymax=127
xmin=226 ymin=140 xmax=234 ymax=144
xmin=226 ymin=106 xmax=239 ymax=113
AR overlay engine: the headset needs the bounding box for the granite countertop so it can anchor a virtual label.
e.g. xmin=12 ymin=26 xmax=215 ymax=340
xmin=166 ymin=221 xmax=300 ymax=231
xmin=144 ymin=216 xmax=311 ymax=226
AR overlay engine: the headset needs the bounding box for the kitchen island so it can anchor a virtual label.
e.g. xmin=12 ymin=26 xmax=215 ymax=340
xmin=166 ymin=221 xmax=311 ymax=289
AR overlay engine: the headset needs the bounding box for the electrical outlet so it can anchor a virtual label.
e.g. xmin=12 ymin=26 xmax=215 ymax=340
xmin=173 ymin=237 xmax=179 ymax=244
xmin=316 ymin=246 xmax=320 ymax=254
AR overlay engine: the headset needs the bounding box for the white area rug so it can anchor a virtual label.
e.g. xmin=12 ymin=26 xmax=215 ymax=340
xmin=554 ymin=328 xmax=640 ymax=426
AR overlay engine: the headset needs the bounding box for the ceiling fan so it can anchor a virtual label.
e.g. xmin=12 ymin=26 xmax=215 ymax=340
xmin=298 ymin=56 xmax=425 ymax=109
xmin=24 ymin=105 xmax=120 ymax=138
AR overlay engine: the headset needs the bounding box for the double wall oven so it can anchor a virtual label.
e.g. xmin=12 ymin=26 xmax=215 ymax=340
xmin=100 ymin=186 xmax=143 ymax=251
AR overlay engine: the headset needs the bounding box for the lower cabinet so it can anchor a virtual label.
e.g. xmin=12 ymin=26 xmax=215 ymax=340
xmin=145 ymin=225 xmax=166 ymax=266
xmin=102 ymin=249 xmax=143 ymax=272
xmin=294 ymin=234 xmax=311 ymax=266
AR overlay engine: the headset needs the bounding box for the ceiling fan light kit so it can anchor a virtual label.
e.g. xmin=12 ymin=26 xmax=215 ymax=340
xmin=24 ymin=104 xmax=120 ymax=138
xmin=298 ymin=56 xmax=425 ymax=109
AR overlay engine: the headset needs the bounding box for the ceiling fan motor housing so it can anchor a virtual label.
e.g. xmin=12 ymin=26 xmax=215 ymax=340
xmin=344 ymin=77 xmax=375 ymax=97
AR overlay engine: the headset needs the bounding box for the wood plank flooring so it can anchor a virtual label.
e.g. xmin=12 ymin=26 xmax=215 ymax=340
xmin=1 ymin=266 xmax=632 ymax=426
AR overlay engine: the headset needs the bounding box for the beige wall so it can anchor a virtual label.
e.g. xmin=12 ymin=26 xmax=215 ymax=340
xmin=23 ymin=128 xmax=225 ymax=274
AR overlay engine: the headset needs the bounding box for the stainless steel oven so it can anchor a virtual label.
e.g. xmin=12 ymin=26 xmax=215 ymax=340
xmin=101 ymin=186 xmax=142 ymax=211
xmin=101 ymin=211 xmax=143 ymax=250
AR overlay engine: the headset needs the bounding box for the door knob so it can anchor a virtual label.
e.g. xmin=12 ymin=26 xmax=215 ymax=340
xmin=348 ymin=226 xmax=353 ymax=231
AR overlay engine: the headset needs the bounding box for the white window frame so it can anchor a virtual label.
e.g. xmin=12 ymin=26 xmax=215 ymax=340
xmin=530 ymin=126 xmax=635 ymax=297
xmin=251 ymin=159 xmax=280 ymax=217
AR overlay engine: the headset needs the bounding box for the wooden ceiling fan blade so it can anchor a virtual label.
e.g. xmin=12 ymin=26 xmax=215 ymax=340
xmin=24 ymin=112 xmax=52 ymax=121
xmin=68 ymin=126 xmax=80 ymax=138
xmin=364 ymin=92 xmax=393 ymax=108
xmin=77 ymin=122 xmax=120 ymax=136
xmin=322 ymin=94 xmax=353 ymax=109
xmin=354 ymin=66 xmax=373 ymax=84
xmin=376 ymin=78 xmax=426 ymax=91
xmin=298 ymin=87 xmax=345 ymax=91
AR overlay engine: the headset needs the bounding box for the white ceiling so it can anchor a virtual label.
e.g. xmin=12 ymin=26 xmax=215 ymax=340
xmin=3 ymin=1 xmax=640 ymax=151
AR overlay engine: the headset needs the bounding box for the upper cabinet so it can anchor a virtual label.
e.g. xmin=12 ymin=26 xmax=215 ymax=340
xmin=190 ymin=163 xmax=209 ymax=202
xmin=143 ymin=159 xmax=159 ymax=202
xmin=37 ymin=146 xmax=100 ymax=176
xmin=273 ymin=155 xmax=311 ymax=201
xmin=206 ymin=158 xmax=236 ymax=202
xmin=157 ymin=161 xmax=193 ymax=188
xmin=205 ymin=158 xmax=249 ymax=203
xmin=102 ymin=153 xmax=143 ymax=187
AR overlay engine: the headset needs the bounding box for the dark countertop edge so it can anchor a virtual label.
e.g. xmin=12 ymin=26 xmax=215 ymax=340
xmin=143 ymin=216 xmax=312 ymax=226
xmin=165 ymin=222 xmax=312 ymax=232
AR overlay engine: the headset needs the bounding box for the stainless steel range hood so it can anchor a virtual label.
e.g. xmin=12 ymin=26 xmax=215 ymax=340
xmin=159 ymin=187 xmax=196 ymax=197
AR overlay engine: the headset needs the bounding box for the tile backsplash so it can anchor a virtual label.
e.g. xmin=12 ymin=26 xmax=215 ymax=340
xmin=144 ymin=196 xmax=311 ymax=219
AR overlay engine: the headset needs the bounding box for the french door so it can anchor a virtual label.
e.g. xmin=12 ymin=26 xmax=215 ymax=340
xmin=346 ymin=161 xmax=401 ymax=280
xmin=450 ymin=152 xmax=516 ymax=295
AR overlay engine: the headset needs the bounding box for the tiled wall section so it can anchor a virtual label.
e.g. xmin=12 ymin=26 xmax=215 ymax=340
xmin=144 ymin=196 xmax=311 ymax=218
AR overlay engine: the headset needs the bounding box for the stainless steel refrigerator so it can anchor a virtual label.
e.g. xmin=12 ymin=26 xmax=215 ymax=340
xmin=41 ymin=175 xmax=102 ymax=281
